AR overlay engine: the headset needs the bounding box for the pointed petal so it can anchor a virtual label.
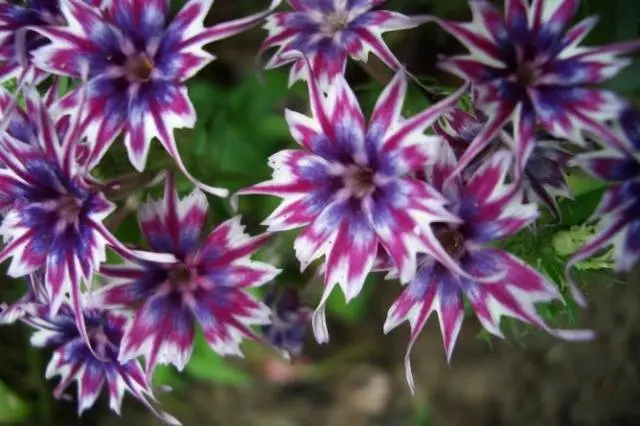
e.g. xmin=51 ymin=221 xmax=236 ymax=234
xmin=449 ymin=103 xmax=515 ymax=180
xmin=368 ymin=70 xmax=407 ymax=141
xmin=119 ymin=293 xmax=195 ymax=376
xmin=323 ymin=207 xmax=378 ymax=302
xmin=382 ymin=83 xmax=469 ymax=153
xmin=177 ymin=0 xmax=282 ymax=49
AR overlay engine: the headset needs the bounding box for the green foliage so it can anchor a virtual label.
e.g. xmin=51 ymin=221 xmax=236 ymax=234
xmin=326 ymin=277 xmax=374 ymax=325
xmin=495 ymin=174 xmax=616 ymax=339
xmin=0 ymin=380 xmax=29 ymax=424
xmin=185 ymin=332 xmax=253 ymax=386
xmin=153 ymin=331 xmax=252 ymax=389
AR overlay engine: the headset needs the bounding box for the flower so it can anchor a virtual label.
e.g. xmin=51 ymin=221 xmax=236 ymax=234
xmin=22 ymin=302 xmax=178 ymax=423
xmin=384 ymin=142 xmax=594 ymax=392
xmin=261 ymin=0 xmax=419 ymax=91
xmin=0 ymin=0 xmax=106 ymax=83
xmin=0 ymin=0 xmax=62 ymax=83
xmin=570 ymin=107 xmax=640 ymax=274
xmin=431 ymin=0 xmax=640 ymax=177
xmin=94 ymin=175 xmax=280 ymax=377
xmin=0 ymin=271 xmax=48 ymax=325
xmin=0 ymin=84 xmax=117 ymax=341
xmin=238 ymin=54 xmax=466 ymax=343
xmin=261 ymin=287 xmax=311 ymax=358
xmin=29 ymin=0 xmax=281 ymax=195
xmin=434 ymin=107 xmax=573 ymax=217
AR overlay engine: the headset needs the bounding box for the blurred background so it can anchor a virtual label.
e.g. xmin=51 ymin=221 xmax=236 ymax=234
xmin=1 ymin=0 xmax=640 ymax=425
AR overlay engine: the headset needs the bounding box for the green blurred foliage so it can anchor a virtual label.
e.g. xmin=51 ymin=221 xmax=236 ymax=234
xmin=153 ymin=331 xmax=253 ymax=389
xmin=0 ymin=380 xmax=29 ymax=424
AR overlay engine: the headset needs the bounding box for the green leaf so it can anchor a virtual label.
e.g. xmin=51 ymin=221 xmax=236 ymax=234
xmin=184 ymin=332 xmax=252 ymax=386
xmin=0 ymin=380 xmax=29 ymax=424
xmin=151 ymin=365 xmax=186 ymax=392
xmin=558 ymin=187 xmax=607 ymax=227
xmin=326 ymin=277 xmax=375 ymax=324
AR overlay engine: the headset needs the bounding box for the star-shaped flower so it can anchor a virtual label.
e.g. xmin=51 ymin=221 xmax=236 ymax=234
xmin=571 ymin=106 xmax=640 ymax=274
xmin=0 ymin=84 xmax=117 ymax=341
xmin=30 ymin=0 xmax=281 ymax=195
xmin=384 ymin=142 xmax=594 ymax=392
xmin=434 ymin=107 xmax=573 ymax=217
xmin=261 ymin=287 xmax=311 ymax=358
xmin=431 ymin=0 xmax=640 ymax=177
xmin=238 ymin=55 xmax=466 ymax=343
xmin=261 ymin=0 xmax=420 ymax=91
xmin=94 ymin=175 xmax=280 ymax=377
xmin=22 ymin=302 xmax=178 ymax=422
xmin=0 ymin=0 xmax=107 ymax=83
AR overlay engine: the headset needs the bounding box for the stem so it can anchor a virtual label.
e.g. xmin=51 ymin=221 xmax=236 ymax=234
xmin=103 ymin=194 xmax=140 ymax=230
xmin=357 ymin=60 xmax=446 ymax=104
xmin=102 ymin=171 xmax=158 ymax=201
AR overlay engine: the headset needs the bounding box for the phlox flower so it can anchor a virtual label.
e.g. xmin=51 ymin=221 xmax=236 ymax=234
xmin=29 ymin=0 xmax=281 ymax=195
xmin=95 ymin=175 xmax=280 ymax=377
xmin=431 ymin=0 xmax=640 ymax=177
xmin=238 ymin=54 xmax=467 ymax=343
xmin=571 ymin=107 xmax=640 ymax=274
xmin=261 ymin=0 xmax=420 ymax=91
xmin=384 ymin=142 xmax=594 ymax=392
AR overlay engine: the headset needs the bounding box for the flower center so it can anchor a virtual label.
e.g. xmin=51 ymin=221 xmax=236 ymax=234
xmin=87 ymin=325 xmax=111 ymax=360
xmin=343 ymin=165 xmax=376 ymax=198
xmin=323 ymin=12 xmax=350 ymax=35
xmin=168 ymin=263 xmax=194 ymax=288
xmin=515 ymin=61 xmax=539 ymax=87
xmin=125 ymin=53 xmax=154 ymax=82
xmin=57 ymin=195 xmax=82 ymax=223
xmin=434 ymin=225 xmax=466 ymax=259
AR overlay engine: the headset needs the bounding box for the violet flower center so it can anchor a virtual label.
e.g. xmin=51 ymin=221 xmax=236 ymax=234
xmin=323 ymin=12 xmax=350 ymax=36
xmin=124 ymin=53 xmax=154 ymax=82
xmin=87 ymin=325 xmax=111 ymax=359
xmin=434 ymin=225 xmax=466 ymax=259
xmin=168 ymin=263 xmax=194 ymax=288
xmin=57 ymin=194 xmax=83 ymax=223
xmin=343 ymin=165 xmax=376 ymax=198
xmin=515 ymin=61 xmax=539 ymax=87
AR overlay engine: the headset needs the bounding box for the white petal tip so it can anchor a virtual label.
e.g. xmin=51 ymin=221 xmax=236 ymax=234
xmin=553 ymin=329 xmax=596 ymax=341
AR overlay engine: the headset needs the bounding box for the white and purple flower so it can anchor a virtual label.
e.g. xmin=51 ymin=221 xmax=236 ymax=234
xmin=22 ymin=302 xmax=178 ymax=423
xmin=0 ymin=84 xmax=118 ymax=342
xmin=238 ymin=55 xmax=466 ymax=343
xmin=94 ymin=176 xmax=280 ymax=377
xmin=434 ymin=107 xmax=573 ymax=217
xmin=0 ymin=0 xmax=108 ymax=83
xmin=384 ymin=142 xmax=594 ymax=392
xmin=261 ymin=0 xmax=420 ymax=91
xmin=571 ymin=107 xmax=640 ymax=273
xmin=29 ymin=0 xmax=281 ymax=195
xmin=261 ymin=287 xmax=311 ymax=358
xmin=431 ymin=0 xmax=640 ymax=177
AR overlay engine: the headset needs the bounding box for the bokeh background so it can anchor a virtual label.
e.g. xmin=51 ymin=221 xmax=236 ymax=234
xmin=1 ymin=0 xmax=640 ymax=425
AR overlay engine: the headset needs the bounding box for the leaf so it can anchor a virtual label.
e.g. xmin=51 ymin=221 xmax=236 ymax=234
xmin=558 ymin=187 xmax=607 ymax=227
xmin=184 ymin=332 xmax=252 ymax=386
xmin=326 ymin=276 xmax=374 ymax=324
xmin=0 ymin=380 xmax=29 ymax=424
xmin=151 ymin=365 xmax=186 ymax=392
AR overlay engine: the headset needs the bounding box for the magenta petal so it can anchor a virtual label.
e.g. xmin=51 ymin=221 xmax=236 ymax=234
xmin=120 ymin=293 xmax=195 ymax=376
xmin=368 ymin=70 xmax=407 ymax=140
xmin=324 ymin=207 xmax=378 ymax=302
xmin=193 ymin=286 xmax=270 ymax=356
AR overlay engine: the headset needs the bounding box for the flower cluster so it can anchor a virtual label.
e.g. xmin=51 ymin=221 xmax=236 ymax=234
xmin=0 ymin=0 xmax=638 ymax=422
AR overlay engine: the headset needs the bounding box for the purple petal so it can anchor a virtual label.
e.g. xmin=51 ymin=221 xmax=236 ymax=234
xmin=576 ymin=150 xmax=640 ymax=182
xmin=119 ymin=293 xmax=195 ymax=376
